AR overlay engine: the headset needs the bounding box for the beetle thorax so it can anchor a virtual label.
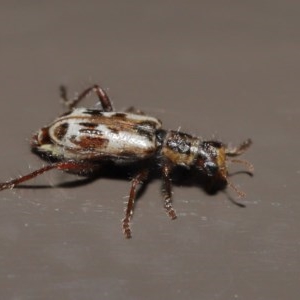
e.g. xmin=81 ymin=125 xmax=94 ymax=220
xmin=159 ymin=130 xmax=201 ymax=167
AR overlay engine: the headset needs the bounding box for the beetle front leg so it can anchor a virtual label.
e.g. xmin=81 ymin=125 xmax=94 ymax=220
xmin=161 ymin=162 xmax=177 ymax=220
xmin=60 ymin=84 xmax=113 ymax=112
xmin=122 ymin=169 xmax=149 ymax=238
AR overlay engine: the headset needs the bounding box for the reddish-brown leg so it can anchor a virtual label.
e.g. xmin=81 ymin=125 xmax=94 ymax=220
xmin=60 ymin=84 xmax=113 ymax=112
xmin=0 ymin=161 xmax=93 ymax=191
xmin=122 ymin=170 xmax=149 ymax=238
xmin=161 ymin=162 xmax=177 ymax=220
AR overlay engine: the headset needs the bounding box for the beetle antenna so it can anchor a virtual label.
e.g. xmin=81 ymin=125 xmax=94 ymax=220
xmin=228 ymin=158 xmax=254 ymax=173
xmin=227 ymin=179 xmax=246 ymax=198
xmin=226 ymin=139 xmax=252 ymax=157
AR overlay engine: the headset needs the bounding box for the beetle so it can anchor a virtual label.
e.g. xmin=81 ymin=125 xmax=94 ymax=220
xmin=0 ymin=84 xmax=253 ymax=238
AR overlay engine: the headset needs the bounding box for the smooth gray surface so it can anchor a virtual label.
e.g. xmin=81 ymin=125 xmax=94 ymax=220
xmin=0 ymin=1 xmax=299 ymax=300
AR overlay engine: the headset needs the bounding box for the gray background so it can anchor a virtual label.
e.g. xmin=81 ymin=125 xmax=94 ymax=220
xmin=0 ymin=1 xmax=299 ymax=299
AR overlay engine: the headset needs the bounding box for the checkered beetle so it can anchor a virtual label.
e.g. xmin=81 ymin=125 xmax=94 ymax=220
xmin=0 ymin=84 xmax=253 ymax=238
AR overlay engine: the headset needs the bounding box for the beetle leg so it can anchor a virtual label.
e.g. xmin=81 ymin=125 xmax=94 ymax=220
xmin=0 ymin=161 xmax=94 ymax=191
xmin=122 ymin=169 xmax=149 ymax=238
xmin=161 ymin=162 xmax=177 ymax=220
xmin=59 ymin=84 xmax=113 ymax=112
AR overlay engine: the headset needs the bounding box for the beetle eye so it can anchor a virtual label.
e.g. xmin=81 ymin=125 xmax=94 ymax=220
xmin=204 ymin=161 xmax=218 ymax=176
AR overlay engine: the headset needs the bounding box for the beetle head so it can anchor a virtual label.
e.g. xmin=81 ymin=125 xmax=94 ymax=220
xmin=195 ymin=139 xmax=253 ymax=197
xmin=196 ymin=141 xmax=227 ymax=179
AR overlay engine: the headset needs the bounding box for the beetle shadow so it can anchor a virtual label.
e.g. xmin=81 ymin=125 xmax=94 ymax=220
xmin=161 ymin=167 xmax=252 ymax=208
xmin=13 ymin=162 xmax=146 ymax=190
xmin=14 ymin=163 xmax=252 ymax=208
xmin=14 ymin=177 xmax=99 ymax=189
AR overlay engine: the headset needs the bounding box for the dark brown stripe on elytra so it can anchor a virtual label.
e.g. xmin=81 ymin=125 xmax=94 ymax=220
xmin=79 ymin=128 xmax=103 ymax=135
xmin=39 ymin=127 xmax=52 ymax=145
xmin=136 ymin=120 xmax=158 ymax=128
xmin=82 ymin=109 xmax=103 ymax=116
xmin=79 ymin=122 xmax=98 ymax=128
xmin=54 ymin=123 xmax=69 ymax=141
xmin=78 ymin=122 xmax=102 ymax=135
xmin=133 ymin=120 xmax=157 ymax=141
xmin=112 ymin=112 xmax=128 ymax=120
xmin=134 ymin=125 xmax=154 ymax=141
xmin=70 ymin=135 xmax=109 ymax=149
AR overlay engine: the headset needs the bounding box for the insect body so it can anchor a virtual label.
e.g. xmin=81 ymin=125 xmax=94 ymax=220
xmin=0 ymin=84 xmax=253 ymax=238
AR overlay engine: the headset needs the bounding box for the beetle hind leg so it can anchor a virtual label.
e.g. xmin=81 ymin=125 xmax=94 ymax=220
xmin=0 ymin=161 xmax=95 ymax=191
